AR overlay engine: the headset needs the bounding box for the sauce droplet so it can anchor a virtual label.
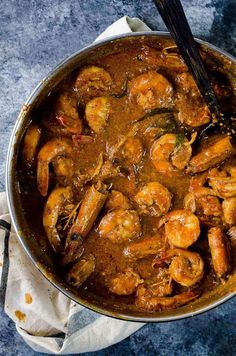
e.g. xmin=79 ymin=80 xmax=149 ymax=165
xmin=15 ymin=310 xmax=26 ymax=322
xmin=25 ymin=293 xmax=32 ymax=304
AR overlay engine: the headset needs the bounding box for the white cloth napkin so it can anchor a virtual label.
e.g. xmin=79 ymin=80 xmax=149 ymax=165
xmin=0 ymin=16 xmax=151 ymax=354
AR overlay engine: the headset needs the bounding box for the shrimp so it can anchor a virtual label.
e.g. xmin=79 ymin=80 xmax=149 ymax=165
xmin=22 ymin=123 xmax=41 ymax=166
xmin=75 ymin=66 xmax=112 ymax=100
xmin=208 ymin=167 xmax=236 ymax=199
xmin=53 ymin=157 xmax=74 ymax=185
xmin=55 ymin=92 xmax=82 ymax=134
xmin=222 ymin=197 xmax=236 ymax=225
xmin=62 ymin=183 xmax=107 ymax=265
xmin=135 ymin=287 xmax=198 ymax=311
xmin=122 ymin=137 xmax=143 ymax=165
xmin=150 ymin=133 xmax=192 ymax=173
xmin=138 ymin=45 xmax=187 ymax=72
xmin=69 ymin=181 xmax=108 ymax=239
xmin=195 ymin=195 xmax=222 ymax=217
xmin=176 ymin=72 xmax=200 ymax=97
xmin=175 ymin=73 xmax=210 ymax=127
xmin=37 ymin=138 xmax=73 ymax=196
xmin=184 ymin=192 xmax=222 ymax=217
xmin=67 ymin=254 xmax=95 ymax=288
xmin=177 ymin=98 xmax=210 ymax=127
xmin=123 ymin=234 xmax=164 ymax=260
xmin=134 ymin=182 xmax=172 ymax=217
xmin=43 ymin=186 xmax=73 ymax=252
xmin=142 ymin=268 xmax=173 ymax=297
xmin=160 ymin=209 xmax=200 ymax=248
xmin=184 ymin=175 xmax=222 ymax=217
xmin=208 ymin=227 xmax=230 ymax=278
xmin=109 ymin=268 xmax=143 ymax=295
xmin=128 ymin=71 xmax=173 ymax=111
xmin=154 ymin=248 xmax=204 ymax=287
xmin=98 ymin=209 xmax=141 ymax=244
xmin=85 ymin=97 xmax=110 ymax=133
xmin=96 ymin=159 xmax=121 ymax=181
xmin=188 ymin=136 xmax=234 ymax=174
xmin=105 ymin=190 xmax=131 ymax=211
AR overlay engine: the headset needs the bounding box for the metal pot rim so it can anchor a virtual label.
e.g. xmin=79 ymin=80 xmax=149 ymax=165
xmin=6 ymin=31 xmax=236 ymax=322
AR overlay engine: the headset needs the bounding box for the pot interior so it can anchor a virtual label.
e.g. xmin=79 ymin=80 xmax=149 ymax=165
xmin=7 ymin=33 xmax=236 ymax=321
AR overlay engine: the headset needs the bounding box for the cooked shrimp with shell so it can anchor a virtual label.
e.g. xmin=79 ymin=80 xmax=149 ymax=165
xmin=134 ymin=181 xmax=172 ymax=217
xmin=159 ymin=209 xmax=201 ymax=248
xmin=150 ymin=133 xmax=193 ymax=174
xmin=18 ymin=37 xmax=236 ymax=313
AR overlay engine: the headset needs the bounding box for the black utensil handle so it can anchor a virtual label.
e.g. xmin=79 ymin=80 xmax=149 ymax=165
xmin=153 ymin=0 xmax=221 ymax=118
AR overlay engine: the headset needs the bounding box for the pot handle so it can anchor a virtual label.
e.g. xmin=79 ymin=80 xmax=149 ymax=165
xmin=0 ymin=220 xmax=11 ymax=233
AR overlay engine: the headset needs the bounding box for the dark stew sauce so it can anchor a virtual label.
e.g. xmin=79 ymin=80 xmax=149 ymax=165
xmin=18 ymin=37 xmax=236 ymax=313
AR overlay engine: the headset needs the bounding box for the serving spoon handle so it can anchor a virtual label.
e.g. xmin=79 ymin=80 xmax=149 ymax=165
xmin=153 ymin=0 xmax=221 ymax=121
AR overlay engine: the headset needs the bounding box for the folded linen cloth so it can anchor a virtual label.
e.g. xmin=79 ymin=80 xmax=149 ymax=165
xmin=0 ymin=16 xmax=151 ymax=354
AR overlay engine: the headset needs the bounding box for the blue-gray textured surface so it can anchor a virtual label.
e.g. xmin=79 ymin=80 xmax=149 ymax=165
xmin=0 ymin=0 xmax=236 ymax=355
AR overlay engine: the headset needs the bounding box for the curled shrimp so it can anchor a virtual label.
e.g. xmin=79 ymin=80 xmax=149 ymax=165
xmin=105 ymin=190 xmax=131 ymax=211
xmin=150 ymin=133 xmax=192 ymax=174
xmin=208 ymin=167 xmax=236 ymax=199
xmin=222 ymin=197 xmax=236 ymax=225
xmin=22 ymin=123 xmax=41 ymax=167
xmin=160 ymin=209 xmax=200 ymax=248
xmin=37 ymin=138 xmax=73 ymax=196
xmin=75 ymin=66 xmax=112 ymax=100
xmin=123 ymin=234 xmax=164 ymax=260
xmin=188 ymin=136 xmax=234 ymax=174
xmin=109 ymin=268 xmax=143 ymax=296
xmin=67 ymin=254 xmax=95 ymax=288
xmin=121 ymin=137 xmax=143 ymax=165
xmin=43 ymin=186 xmax=73 ymax=252
xmin=135 ymin=287 xmax=198 ymax=311
xmin=55 ymin=92 xmax=82 ymax=134
xmin=85 ymin=96 xmax=110 ymax=133
xmin=154 ymin=248 xmax=204 ymax=287
xmin=134 ymin=182 xmax=172 ymax=217
xmin=98 ymin=209 xmax=141 ymax=244
xmin=208 ymin=227 xmax=230 ymax=278
xmin=128 ymin=71 xmax=173 ymax=111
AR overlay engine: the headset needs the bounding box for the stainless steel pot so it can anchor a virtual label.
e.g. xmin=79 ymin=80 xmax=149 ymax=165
xmin=6 ymin=32 xmax=236 ymax=322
